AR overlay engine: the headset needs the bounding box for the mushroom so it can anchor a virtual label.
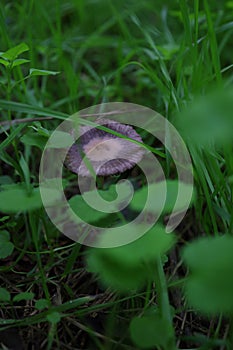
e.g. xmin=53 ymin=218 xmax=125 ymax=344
xmin=65 ymin=119 xmax=145 ymax=176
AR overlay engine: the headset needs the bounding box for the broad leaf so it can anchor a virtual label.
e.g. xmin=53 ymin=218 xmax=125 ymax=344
xmin=87 ymin=224 xmax=175 ymax=291
xmin=12 ymin=58 xmax=30 ymax=67
xmin=0 ymin=43 xmax=29 ymax=61
xmin=182 ymin=235 xmax=233 ymax=314
xmin=0 ymin=241 xmax=14 ymax=259
xmin=0 ymin=230 xmax=14 ymax=259
xmin=46 ymin=311 xmax=61 ymax=324
xmin=46 ymin=130 xmax=73 ymax=148
xmin=0 ymin=184 xmax=60 ymax=213
xmin=68 ymin=185 xmax=121 ymax=224
xmin=35 ymin=299 xmax=50 ymax=310
xmin=131 ymin=180 xmax=194 ymax=214
xmin=13 ymin=292 xmax=35 ymax=302
xmin=0 ymin=288 xmax=11 ymax=302
xmin=130 ymin=314 xmax=173 ymax=348
xmin=0 ymin=58 xmax=9 ymax=67
xmin=0 ymin=186 xmax=42 ymax=213
xmin=21 ymin=131 xmax=47 ymax=150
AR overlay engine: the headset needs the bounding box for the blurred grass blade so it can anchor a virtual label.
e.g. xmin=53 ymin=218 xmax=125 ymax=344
xmin=0 ymin=100 xmax=68 ymax=119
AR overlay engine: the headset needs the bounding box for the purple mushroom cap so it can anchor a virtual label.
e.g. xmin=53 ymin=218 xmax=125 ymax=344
xmin=65 ymin=119 xmax=145 ymax=177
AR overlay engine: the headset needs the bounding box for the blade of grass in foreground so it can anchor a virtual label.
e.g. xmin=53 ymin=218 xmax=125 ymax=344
xmin=0 ymin=100 xmax=68 ymax=119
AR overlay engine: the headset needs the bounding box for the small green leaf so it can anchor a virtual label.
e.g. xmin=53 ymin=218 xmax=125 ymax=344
xmin=69 ymin=183 xmax=130 ymax=224
xmin=130 ymin=314 xmax=173 ymax=348
xmin=0 ymin=58 xmax=9 ymax=67
xmin=0 ymin=43 xmax=29 ymax=61
xmin=35 ymin=298 xmax=50 ymax=310
xmin=0 ymin=241 xmax=14 ymax=259
xmin=0 ymin=216 xmax=10 ymax=222
xmin=47 ymin=130 xmax=73 ymax=148
xmin=21 ymin=131 xmax=47 ymax=149
xmin=12 ymin=58 xmax=30 ymax=67
xmin=0 ymin=230 xmax=14 ymax=259
xmin=36 ymin=126 xmax=51 ymax=137
xmin=28 ymin=125 xmax=51 ymax=138
xmin=46 ymin=311 xmax=61 ymax=324
xmin=0 ymin=230 xmax=10 ymax=242
xmin=69 ymin=194 xmax=109 ymax=224
xmin=13 ymin=292 xmax=34 ymax=302
xmin=29 ymin=68 xmax=60 ymax=76
xmin=0 ymin=288 xmax=11 ymax=302
xmin=69 ymin=184 xmax=124 ymax=223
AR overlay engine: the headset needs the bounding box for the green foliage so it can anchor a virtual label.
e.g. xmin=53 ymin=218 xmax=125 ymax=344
xmin=21 ymin=130 xmax=47 ymax=150
xmin=131 ymin=180 xmax=195 ymax=214
xmin=0 ymin=0 xmax=232 ymax=348
xmin=0 ymin=183 xmax=62 ymax=213
xmin=0 ymin=289 xmax=34 ymax=303
xmin=46 ymin=312 xmax=61 ymax=324
xmin=0 ymin=184 xmax=43 ymax=213
xmin=69 ymin=194 xmax=109 ymax=224
xmin=46 ymin=130 xmax=73 ymax=148
xmin=0 ymin=288 xmax=11 ymax=302
xmin=29 ymin=68 xmax=60 ymax=76
xmin=182 ymin=235 xmax=233 ymax=315
xmin=69 ymin=184 xmax=125 ymax=224
xmin=11 ymin=59 xmax=30 ymax=67
xmin=176 ymin=89 xmax=233 ymax=149
xmin=35 ymin=299 xmax=50 ymax=310
xmin=87 ymin=224 xmax=175 ymax=291
xmin=0 ymin=43 xmax=29 ymax=66
xmin=0 ymin=43 xmax=59 ymax=100
xmin=13 ymin=292 xmax=34 ymax=302
xmin=0 ymin=230 xmax=14 ymax=259
xmin=130 ymin=313 xmax=173 ymax=349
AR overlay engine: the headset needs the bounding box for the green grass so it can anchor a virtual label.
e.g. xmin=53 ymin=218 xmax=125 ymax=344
xmin=1 ymin=0 xmax=233 ymax=349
